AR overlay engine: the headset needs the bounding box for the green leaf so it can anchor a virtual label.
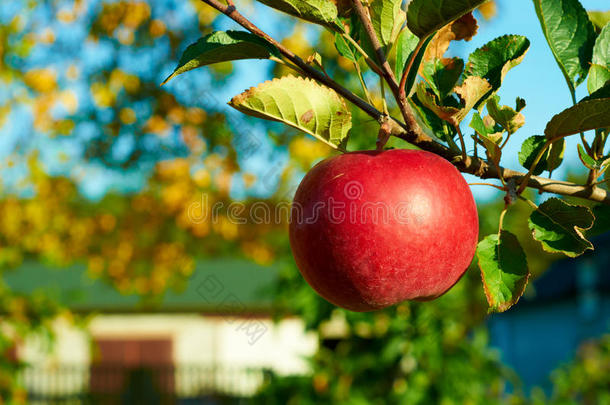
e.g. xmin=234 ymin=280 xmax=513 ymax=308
xmin=469 ymin=111 xmax=489 ymax=136
xmin=416 ymin=76 xmax=491 ymax=125
xmin=486 ymin=95 xmax=525 ymax=135
xmin=587 ymin=204 xmax=610 ymax=237
xmin=255 ymin=0 xmax=339 ymax=28
xmin=470 ymin=112 xmax=502 ymax=163
xmin=477 ymin=231 xmax=530 ymax=313
xmin=464 ymin=35 xmax=530 ymax=107
xmin=406 ymin=0 xmax=488 ymax=39
xmin=515 ymin=97 xmax=526 ymax=112
xmin=528 ymin=198 xmax=594 ymax=258
xmin=421 ymin=57 xmax=465 ymax=100
xmin=395 ymin=29 xmax=431 ymax=96
xmin=544 ymin=98 xmax=610 ymax=140
xmin=532 ymin=0 xmax=596 ymax=92
xmin=395 ymin=28 xmax=419 ymax=75
xmin=547 ymin=138 xmax=565 ymax=172
xmin=162 ymin=31 xmax=280 ymax=85
xmin=229 ymin=75 xmax=352 ymax=149
xmin=577 ymin=144 xmax=600 ymax=170
xmin=519 ymin=135 xmax=548 ymax=175
xmin=588 ymin=11 xmax=610 ymax=33
xmin=478 ymin=133 xmax=502 ymax=164
xmin=575 ymin=144 xmax=610 ymax=172
xmin=469 ymin=111 xmax=501 ymax=136
xmin=370 ymin=0 xmax=405 ymax=49
xmin=334 ymin=33 xmax=358 ymax=62
xmin=409 ymin=93 xmax=456 ymax=141
xmin=588 ymin=22 xmax=610 ymax=94
xmin=583 ymin=82 xmax=610 ymax=102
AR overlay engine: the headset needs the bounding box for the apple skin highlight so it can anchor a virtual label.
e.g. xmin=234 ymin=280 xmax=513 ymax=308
xmin=289 ymin=149 xmax=479 ymax=312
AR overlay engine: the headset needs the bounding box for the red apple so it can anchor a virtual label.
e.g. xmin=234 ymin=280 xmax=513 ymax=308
xmin=289 ymin=149 xmax=479 ymax=312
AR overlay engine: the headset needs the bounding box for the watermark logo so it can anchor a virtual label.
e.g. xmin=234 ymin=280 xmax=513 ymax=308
xmin=344 ymin=180 xmax=363 ymax=200
xmin=187 ymin=180 xmax=426 ymax=226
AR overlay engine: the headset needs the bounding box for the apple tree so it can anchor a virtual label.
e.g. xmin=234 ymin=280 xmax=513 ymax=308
xmin=169 ymin=0 xmax=610 ymax=314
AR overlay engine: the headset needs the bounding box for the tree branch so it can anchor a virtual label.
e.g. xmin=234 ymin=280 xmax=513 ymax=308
xmin=198 ymin=0 xmax=383 ymax=124
xmin=391 ymin=127 xmax=610 ymax=204
xmin=197 ymin=0 xmax=610 ymax=205
xmin=350 ymin=0 xmax=400 ymax=96
xmin=349 ymin=0 xmax=434 ymax=154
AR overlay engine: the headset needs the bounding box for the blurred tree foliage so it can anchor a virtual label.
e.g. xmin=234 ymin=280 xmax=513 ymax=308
xmin=530 ymin=334 xmax=610 ymax=405
xmin=0 ymin=0 xmax=293 ymax=400
xmin=258 ymin=262 xmax=524 ymax=405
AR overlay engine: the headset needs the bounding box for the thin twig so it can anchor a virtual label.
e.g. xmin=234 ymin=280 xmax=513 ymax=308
xmin=349 ymin=0 xmax=416 ymax=123
xmin=352 ymin=60 xmax=373 ymax=105
xmin=454 ymin=124 xmax=468 ymax=162
xmin=399 ymin=37 xmax=426 ymax=98
xmin=517 ymin=140 xmax=551 ymax=195
xmin=590 ymin=177 xmax=610 ymax=187
xmin=498 ymin=206 xmax=508 ymax=233
xmin=581 ymin=133 xmax=592 ymax=155
xmin=519 ymin=195 xmax=538 ymax=210
xmin=340 ymin=33 xmax=383 ymax=76
xmin=499 ymin=132 xmax=511 ymax=150
xmin=350 ymin=0 xmax=400 ymax=94
xmin=468 ymin=183 xmax=507 ymax=191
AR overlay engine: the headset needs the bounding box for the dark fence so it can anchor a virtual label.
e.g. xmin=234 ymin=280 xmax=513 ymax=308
xmin=19 ymin=365 xmax=267 ymax=404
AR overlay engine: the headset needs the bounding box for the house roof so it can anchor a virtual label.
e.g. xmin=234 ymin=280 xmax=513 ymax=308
xmin=2 ymin=259 xmax=279 ymax=314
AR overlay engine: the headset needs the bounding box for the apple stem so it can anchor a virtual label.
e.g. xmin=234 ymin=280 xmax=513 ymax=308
xmin=376 ymin=118 xmax=392 ymax=151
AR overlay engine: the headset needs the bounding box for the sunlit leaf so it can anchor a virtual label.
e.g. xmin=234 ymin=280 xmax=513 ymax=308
xmin=409 ymin=93 xmax=456 ymax=141
xmin=486 ymin=95 xmax=524 ymax=135
xmin=421 ymin=57 xmax=464 ymax=99
xmin=464 ymin=35 xmax=529 ymax=107
xmin=588 ymin=11 xmax=610 ymax=33
xmin=416 ymin=76 xmax=490 ymax=126
xmin=471 ymin=112 xmax=502 ymax=163
xmin=229 ymin=75 xmax=352 ymax=149
xmin=544 ymin=98 xmax=610 ymax=140
xmin=256 ymin=0 xmax=339 ymax=28
xmin=588 ymin=23 xmax=610 ymax=94
xmin=583 ymin=82 xmax=610 ymax=102
xmin=162 ymin=31 xmax=279 ymax=85
xmin=423 ymin=13 xmax=478 ymax=61
xmin=334 ymin=33 xmax=358 ymax=62
xmin=577 ymin=144 xmax=600 ymax=170
xmin=395 ymin=27 xmax=431 ymax=95
xmin=406 ymin=0 xmax=487 ymax=39
xmin=532 ymin=0 xmax=596 ymax=92
xmin=369 ymin=0 xmax=405 ymax=49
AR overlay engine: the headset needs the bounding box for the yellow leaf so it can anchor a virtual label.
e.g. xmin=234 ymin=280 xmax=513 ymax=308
xmin=59 ymin=90 xmax=78 ymax=114
xmin=423 ymin=13 xmax=478 ymax=61
xmin=119 ymin=107 xmax=136 ymax=124
xmin=478 ymin=1 xmax=497 ymax=20
xmin=149 ymin=19 xmax=166 ymax=37
xmin=57 ymin=9 xmax=76 ymax=23
xmin=24 ymin=68 xmax=57 ymax=93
